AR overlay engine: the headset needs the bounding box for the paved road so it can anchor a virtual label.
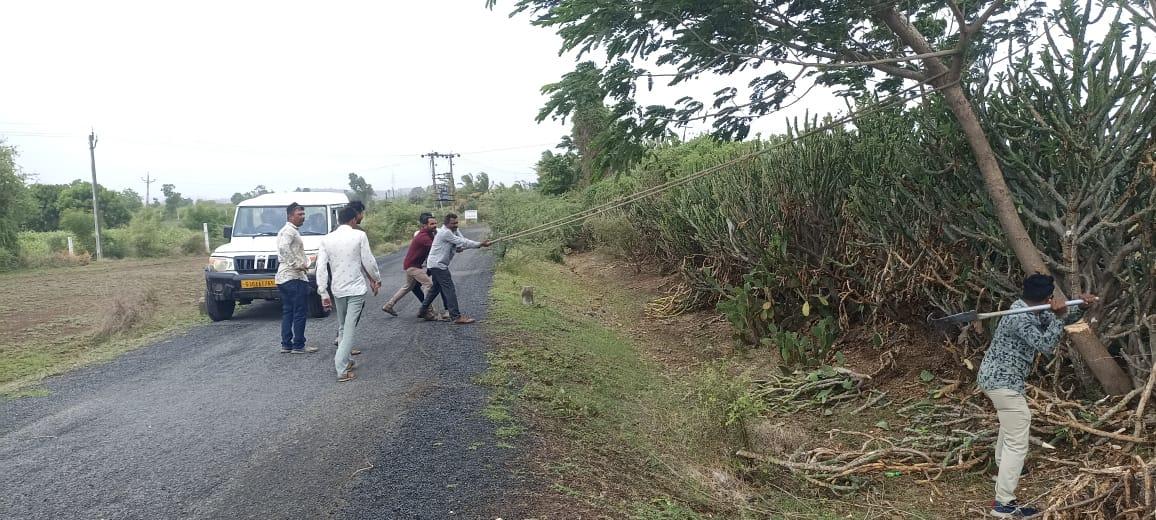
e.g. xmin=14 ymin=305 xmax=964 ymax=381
xmin=0 ymin=227 xmax=524 ymax=520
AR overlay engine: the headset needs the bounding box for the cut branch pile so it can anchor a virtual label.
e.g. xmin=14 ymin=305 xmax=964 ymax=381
xmin=737 ymin=366 xmax=1156 ymax=519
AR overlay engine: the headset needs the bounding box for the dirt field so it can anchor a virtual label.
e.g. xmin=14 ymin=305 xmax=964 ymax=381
xmin=0 ymin=257 xmax=207 ymax=391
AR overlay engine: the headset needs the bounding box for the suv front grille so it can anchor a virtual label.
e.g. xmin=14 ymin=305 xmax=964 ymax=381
xmin=234 ymin=255 xmax=280 ymax=274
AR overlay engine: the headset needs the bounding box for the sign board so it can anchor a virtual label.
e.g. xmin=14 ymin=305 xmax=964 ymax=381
xmin=464 ymin=210 xmax=479 ymax=222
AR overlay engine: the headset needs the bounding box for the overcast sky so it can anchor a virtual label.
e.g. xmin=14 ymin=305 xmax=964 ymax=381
xmin=0 ymin=1 xmax=959 ymax=201
xmin=0 ymin=0 xmax=843 ymax=201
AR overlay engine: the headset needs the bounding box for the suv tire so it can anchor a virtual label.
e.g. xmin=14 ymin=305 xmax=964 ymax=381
xmin=205 ymin=291 xmax=236 ymax=321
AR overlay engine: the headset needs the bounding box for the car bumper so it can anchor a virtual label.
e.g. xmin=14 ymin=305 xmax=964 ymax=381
xmin=204 ymin=270 xmax=317 ymax=301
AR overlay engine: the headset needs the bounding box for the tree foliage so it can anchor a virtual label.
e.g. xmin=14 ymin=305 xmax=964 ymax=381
xmin=0 ymin=141 xmax=27 ymax=262
xmin=492 ymin=0 xmax=1041 ymax=140
xmin=347 ymin=173 xmax=375 ymax=205
xmin=56 ymin=180 xmax=136 ymax=229
xmin=535 ymin=150 xmax=580 ymax=195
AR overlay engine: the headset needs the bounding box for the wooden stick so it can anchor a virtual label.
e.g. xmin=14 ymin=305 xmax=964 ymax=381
xmin=1132 ymin=362 xmax=1156 ymax=438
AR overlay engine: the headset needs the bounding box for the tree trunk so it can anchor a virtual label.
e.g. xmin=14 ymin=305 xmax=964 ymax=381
xmin=939 ymin=84 xmax=1134 ymax=395
xmin=875 ymin=8 xmax=1133 ymax=394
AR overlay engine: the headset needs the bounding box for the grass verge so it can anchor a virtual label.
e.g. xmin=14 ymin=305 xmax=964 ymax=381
xmin=481 ymin=252 xmax=741 ymax=518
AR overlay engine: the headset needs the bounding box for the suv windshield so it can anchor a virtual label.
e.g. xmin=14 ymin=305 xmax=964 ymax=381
xmin=232 ymin=206 xmax=330 ymax=237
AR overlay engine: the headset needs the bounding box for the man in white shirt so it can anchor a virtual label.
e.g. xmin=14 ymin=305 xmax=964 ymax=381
xmin=317 ymin=207 xmax=381 ymax=382
xmin=419 ymin=213 xmax=491 ymax=325
xmin=275 ymin=203 xmax=318 ymax=354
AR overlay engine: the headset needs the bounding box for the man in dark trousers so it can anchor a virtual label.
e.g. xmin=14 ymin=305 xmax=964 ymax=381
xmin=381 ymin=214 xmax=440 ymax=317
xmin=418 ymin=213 xmax=491 ymax=324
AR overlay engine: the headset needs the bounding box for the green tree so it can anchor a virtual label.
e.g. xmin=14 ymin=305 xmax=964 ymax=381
xmin=538 ymin=62 xmax=648 ymax=185
xmin=535 ymin=150 xmax=579 ymax=195
xmin=23 ymin=183 xmax=65 ymax=232
xmin=121 ymin=188 xmax=143 ymax=214
xmin=0 ymin=141 xmax=27 ymax=264
xmin=474 ymin=172 xmax=491 ymax=193
xmin=408 ymin=186 xmax=428 ymax=204
xmin=161 ymin=184 xmax=192 ymax=218
xmin=347 ymin=173 xmax=375 ymax=205
xmin=492 ymin=0 xmax=1133 ymax=393
xmin=57 ymin=180 xmax=134 ymax=229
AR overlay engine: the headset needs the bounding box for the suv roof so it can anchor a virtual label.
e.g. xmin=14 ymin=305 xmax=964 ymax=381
xmin=237 ymin=192 xmax=350 ymax=207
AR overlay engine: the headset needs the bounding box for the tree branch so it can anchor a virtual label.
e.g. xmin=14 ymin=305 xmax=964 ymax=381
xmin=968 ymin=0 xmax=1008 ymax=35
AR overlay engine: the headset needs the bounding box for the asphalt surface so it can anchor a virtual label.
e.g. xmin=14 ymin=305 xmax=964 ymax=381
xmin=0 ymin=227 xmax=526 ymax=520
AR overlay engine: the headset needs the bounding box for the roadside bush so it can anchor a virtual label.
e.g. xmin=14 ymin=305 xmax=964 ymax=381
xmin=362 ymin=201 xmax=430 ymax=247
xmin=482 ymin=187 xmax=583 ymax=260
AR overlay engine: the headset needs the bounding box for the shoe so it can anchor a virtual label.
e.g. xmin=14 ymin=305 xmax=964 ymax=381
xmin=292 ymin=346 xmax=320 ymax=354
xmin=990 ymin=465 xmax=1030 ymax=482
xmin=351 ymin=349 xmax=361 ymax=356
xmin=337 ymin=370 xmax=356 ymax=383
xmin=280 ymin=347 xmax=292 ymax=353
xmin=453 ymin=316 xmax=477 ymax=325
xmin=420 ymin=309 xmax=436 ymax=321
xmin=381 ymin=304 xmax=398 ymax=316
xmin=346 ymin=360 xmax=355 ymax=371
xmin=991 ymin=500 xmax=1040 ymax=518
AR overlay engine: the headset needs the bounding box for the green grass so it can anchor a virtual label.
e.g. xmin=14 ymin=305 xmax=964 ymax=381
xmin=481 ymin=252 xmax=731 ymax=518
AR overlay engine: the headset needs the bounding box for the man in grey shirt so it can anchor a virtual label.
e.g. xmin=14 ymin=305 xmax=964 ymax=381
xmin=419 ymin=213 xmax=491 ymax=324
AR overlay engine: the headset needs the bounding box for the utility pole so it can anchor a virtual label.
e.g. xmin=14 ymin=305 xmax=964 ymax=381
xmin=88 ymin=131 xmax=103 ymax=260
xmin=421 ymin=151 xmax=460 ymax=208
xmin=446 ymin=153 xmax=458 ymax=200
xmin=141 ymin=172 xmax=156 ymax=207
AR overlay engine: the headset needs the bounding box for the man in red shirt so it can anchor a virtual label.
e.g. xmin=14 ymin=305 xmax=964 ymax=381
xmin=381 ymin=214 xmax=439 ymax=317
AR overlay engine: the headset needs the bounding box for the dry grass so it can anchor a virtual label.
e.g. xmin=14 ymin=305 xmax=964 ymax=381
xmin=95 ymin=287 xmax=161 ymax=339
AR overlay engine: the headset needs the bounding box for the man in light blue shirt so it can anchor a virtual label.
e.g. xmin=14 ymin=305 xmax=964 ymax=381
xmin=419 ymin=213 xmax=491 ymax=324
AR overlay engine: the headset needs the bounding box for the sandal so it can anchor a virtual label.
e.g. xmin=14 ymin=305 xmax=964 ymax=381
xmin=337 ymin=370 xmax=356 ymax=383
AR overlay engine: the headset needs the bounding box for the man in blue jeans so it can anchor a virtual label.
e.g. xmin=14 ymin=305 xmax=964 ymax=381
xmin=275 ymin=202 xmax=319 ymax=353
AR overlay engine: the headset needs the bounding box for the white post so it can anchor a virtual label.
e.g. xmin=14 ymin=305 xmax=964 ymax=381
xmin=203 ymin=223 xmax=211 ymax=253
xmin=67 ymin=236 xmax=75 ymax=256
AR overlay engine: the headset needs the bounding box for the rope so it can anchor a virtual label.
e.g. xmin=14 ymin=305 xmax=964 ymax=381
xmin=491 ymin=72 xmax=956 ymax=244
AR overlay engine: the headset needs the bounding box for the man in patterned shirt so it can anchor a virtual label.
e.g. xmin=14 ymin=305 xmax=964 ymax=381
xmin=976 ymin=273 xmax=1098 ymax=518
xmin=275 ymin=202 xmax=319 ymax=354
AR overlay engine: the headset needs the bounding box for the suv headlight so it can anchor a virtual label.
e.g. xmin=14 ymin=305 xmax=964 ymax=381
xmin=208 ymin=256 xmax=234 ymax=272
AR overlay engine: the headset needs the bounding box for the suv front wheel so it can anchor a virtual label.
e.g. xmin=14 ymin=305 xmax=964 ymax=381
xmin=205 ymin=291 xmax=236 ymax=321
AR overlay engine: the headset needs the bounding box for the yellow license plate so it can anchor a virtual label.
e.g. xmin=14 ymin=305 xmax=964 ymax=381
xmin=241 ymin=279 xmax=277 ymax=289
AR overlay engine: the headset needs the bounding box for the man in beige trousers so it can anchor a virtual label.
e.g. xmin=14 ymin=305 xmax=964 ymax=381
xmin=381 ymin=214 xmax=439 ymax=318
xmin=976 ymin=273 xmax=1097 ymax=518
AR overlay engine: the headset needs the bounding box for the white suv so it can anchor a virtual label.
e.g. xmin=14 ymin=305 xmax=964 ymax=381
xmin=203 ymin=192 xmax=348 ymax=321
